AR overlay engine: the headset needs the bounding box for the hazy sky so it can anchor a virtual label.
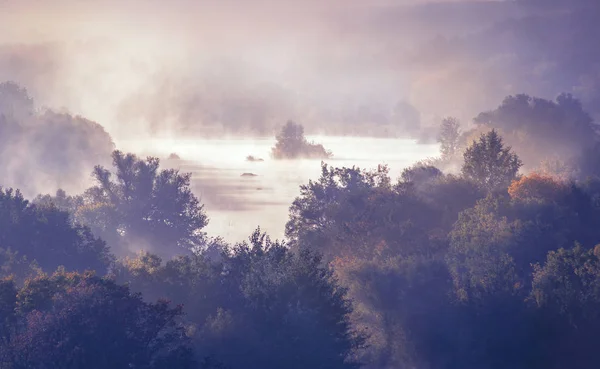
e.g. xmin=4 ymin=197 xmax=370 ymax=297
xmin=1 ymin=0 xmax=596 ymax=141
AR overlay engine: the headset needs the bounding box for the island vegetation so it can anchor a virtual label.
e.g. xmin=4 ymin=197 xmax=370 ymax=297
xmin=271 ymin=121 xmax=332 ymax=160
xmin=245 ymin=155 xmax=264 ymax=162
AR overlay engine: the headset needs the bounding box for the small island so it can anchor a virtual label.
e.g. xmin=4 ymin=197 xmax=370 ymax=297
xmin=246 ymin=155 xmax=265 ymax=162
xmin=167 ymin=153 xmax=181 ymax=160
xmin=271 ymin=121 xmax=332 ymax=160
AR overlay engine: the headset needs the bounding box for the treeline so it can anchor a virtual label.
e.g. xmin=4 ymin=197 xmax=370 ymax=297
xmin=0 ymin=185 xmax=361 ymax=368
xmin=3 ymin=86 xmax=600 ymax=368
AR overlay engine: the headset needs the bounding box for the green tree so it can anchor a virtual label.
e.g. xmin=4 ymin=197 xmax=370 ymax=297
xmin=462 ymin=129 xmax=522 ymax=192
xmin=529 ymin=244 xmax=600 ymax=369
xmin=447 ymin=196 xmax=524 ymax=301
xmin=530 ymin=244 xmax=600 ymax=324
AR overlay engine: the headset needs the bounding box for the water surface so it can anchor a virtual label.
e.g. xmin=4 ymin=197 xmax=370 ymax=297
xmin=119 ymin=136 xmax=439 ymax=242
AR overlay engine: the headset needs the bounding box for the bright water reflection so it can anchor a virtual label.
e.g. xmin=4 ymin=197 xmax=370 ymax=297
xmin=119 ymin=136 xmax=440 ymax=242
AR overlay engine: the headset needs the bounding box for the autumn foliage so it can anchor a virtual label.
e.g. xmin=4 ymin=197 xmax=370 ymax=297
xmin=508 ymin=173 xmax=567 ymax=201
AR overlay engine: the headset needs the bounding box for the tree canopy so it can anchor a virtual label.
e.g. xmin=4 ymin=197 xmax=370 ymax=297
xmin=0 ymin=271 xmax=194 ymax=369
xmin=0 ymin=187 xmax=112 ymax=280
xmin=82 ymin=150 xmax=208 ymax=257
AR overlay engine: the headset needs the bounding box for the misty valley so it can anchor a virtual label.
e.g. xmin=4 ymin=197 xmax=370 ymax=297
xmin=2 ymin=0 xmax=600 ymax=368
xmin=119 ymin=135 xmax=439 ymax=242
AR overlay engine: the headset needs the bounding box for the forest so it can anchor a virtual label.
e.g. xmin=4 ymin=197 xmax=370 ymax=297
xmin=2 ymin=73 xmax=600 ymax=369
xmin=2 ymin=0 xmax=600 ymax=368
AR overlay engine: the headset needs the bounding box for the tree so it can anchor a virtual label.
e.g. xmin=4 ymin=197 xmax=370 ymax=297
xmin=529 ymin=244 xmax=600 ymax=369
xmin=286 ymin=163 xmax=444 ymax=260
xmin=462 ymin=129 xmax=522 ymax=192
xmin=202 ymin=230 xmax=365 ymax=369
xmin=85 ymin=150 xmax=208 ymax=257
xmin=115 ymin=229 xmax=365 ymax=369
xmin=271 ymin=121 xmax=332 ymax=159
xmin=474 ymin=94 xmax=597 ymax=173
xmin=0 ymin=270 xmax=195 ymax=369
xmin=332 ymin=251 xmax=454 ymax=368
xmin=530 ymin=244 xmax=600 ymax=320
xmin=438 ymin=117 xmax=461 ymax=159
xmin=447 ymin=196 xmax=523 ymax=301
xmin=0 ymin=187 xmax=113 ymax=278
xmin=508 ymin=173 xmax=568 ymax=202
xmin=0 ymin=81 xmax=114 ymax=197
xmin=400 ymin=164 xmax=443 ymax=185
xmin=0 ymin=81 xmax=34 ymax=122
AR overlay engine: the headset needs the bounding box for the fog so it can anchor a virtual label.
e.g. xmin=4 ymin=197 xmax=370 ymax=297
xmin=1 ymin=0 xmax=599 ymax=226
xmin=0 ymin=0 xmax=557 ymax=141
xmin=119 ymin=135 xmax=439 ymax=241
xmin=3 ymin=2 xmax=600 ymax=368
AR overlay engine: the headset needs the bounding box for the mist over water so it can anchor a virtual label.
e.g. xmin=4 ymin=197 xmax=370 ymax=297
xmin=3 ymin=2 xmax=600 ymax=369
xmin=119 ymin=136 xmax=439 ymax=241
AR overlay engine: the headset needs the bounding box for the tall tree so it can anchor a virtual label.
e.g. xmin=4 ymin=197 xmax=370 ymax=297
xmin=462 ymin=129 xmax=522 ymax=192
xmin=86 ymin=150 xmax=208 ymax=257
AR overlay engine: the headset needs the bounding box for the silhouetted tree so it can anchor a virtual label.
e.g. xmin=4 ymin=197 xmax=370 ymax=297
xmin=400 ymin=164 xmax=443 ymax=187
xmin=85 ymin=150 xmax=208 ymax=257
xmin=0 ymin=187 xmax=112 ymax=278
xmin=474 ymin=94 xmax=597 ymax=172
xmin=286 ymin=163 xmax=436 ymax=259
xmin=115 ymin=229 xmax=364 ymax=369
xmin=0 ymin=270 xmax=194 ymax=369
xmin=271 ymin=121 xmax=332 ymax=159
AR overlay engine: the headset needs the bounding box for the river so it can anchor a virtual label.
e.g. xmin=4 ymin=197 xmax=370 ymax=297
xmin=118 ymin=136 xmax=440 ymax=243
